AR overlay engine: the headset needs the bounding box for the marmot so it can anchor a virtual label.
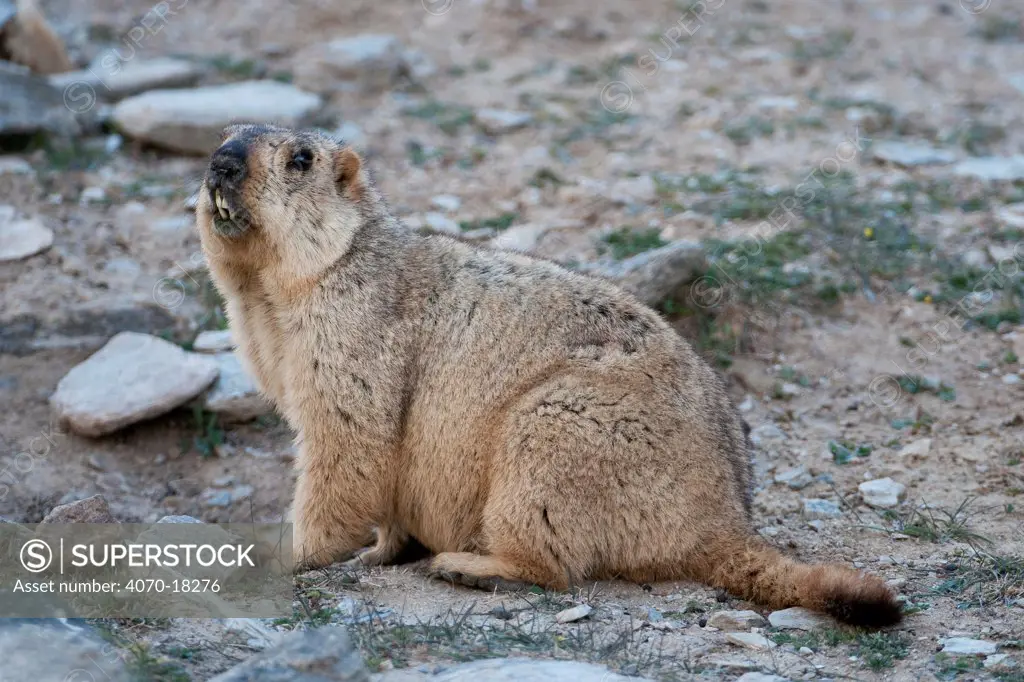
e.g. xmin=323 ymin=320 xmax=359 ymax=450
xmin=195 ymin=124 xmax=901 ymax=627
xmin=0 ymin=0 xmax=73 ymax=74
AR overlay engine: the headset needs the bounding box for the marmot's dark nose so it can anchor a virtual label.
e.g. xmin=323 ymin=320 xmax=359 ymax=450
xmin=209 ymin=140 xmax=247 ymax=187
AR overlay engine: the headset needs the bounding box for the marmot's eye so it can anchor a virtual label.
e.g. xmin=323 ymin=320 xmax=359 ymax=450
xmin=288 ymin=148 xmax=314 ymax=172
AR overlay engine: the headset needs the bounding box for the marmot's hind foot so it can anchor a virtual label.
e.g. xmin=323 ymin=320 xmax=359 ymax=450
xmin=428 ymin=552 xmax=542 ymax=592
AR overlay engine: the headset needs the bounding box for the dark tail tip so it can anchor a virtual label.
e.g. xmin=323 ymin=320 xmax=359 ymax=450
xmin=823 ymin=584 xmax=904 ymax=628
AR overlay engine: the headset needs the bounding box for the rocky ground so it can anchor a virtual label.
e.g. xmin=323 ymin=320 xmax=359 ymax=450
xmin=2 ymin=0 xmax=1024 ymax=680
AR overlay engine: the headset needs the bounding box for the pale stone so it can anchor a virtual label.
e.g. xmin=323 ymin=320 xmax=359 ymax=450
xmin=0 ymin=208 xmax=52 ymax=261
xmin=707 ymin=610 xmax=767 ymax=631
xmin=768 ymin=607 xmax=831 ymax=631
xmin=750 ymin=423 xmax=787 ymax=445
xmin=900 ymin=438 xmax=932 ymax=458
xmin=940 ymin=637 xmax=997 ymax=655
xmin=490 ymin=223 xmax=550 ymax=253
xmin=0 ymin=621 xmax=130 ymax=681
xmin=726 ymin=632 xmax=777 ymax=651
xmin=193 ymin=329 xmax=235 ymax=353
xmin=422 ymin=212 xmax=460 ymax=235
xmin=954 ymin=156 xmax=1024 ymax=181
xmin=996 ymin=203 xmax=1024 ymax=229
xmin=50 ymin=332 xmax=219 ymax=436
xmin=0 ymin=157 xmax=31 ymax=174
xmin=430 ymin=194 xmax=461 ymax=212
xmin=554 ymin=604 xmax=593 ymax=624
xmin=608 ymin=175 xmax=657 ymax=205
xmin=476 ymin=109 xmax=533 ymax=134
xmin=736 ymin=674 xmax=789 ymax=682
xmin=872 ymin=141 xmax=956 ymax=167
xmin=803 ymin=499 xmax=841 ymax=519
xmin=774 ymin=467 xmax=813 ymax=490
xmin=50 ymin=58 xmax=203 ymax=100
xmin=201 ymin=352 xmax=271 ymax=422
xmin=858 ymin=478 xmax=906 ymax=508
xmin=113 ymin=81 xmax=321 ymax=155
xmin=208 ymin=625 xmax=369 ymax=681
xmin=41 ymin=494 xmax=115 ymax=523
xmin=294 ymin=34 xmax=406 ymax=92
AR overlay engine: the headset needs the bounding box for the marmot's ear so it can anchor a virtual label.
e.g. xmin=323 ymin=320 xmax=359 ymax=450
xmin=333 ymin=146 xmax=365 ymax=202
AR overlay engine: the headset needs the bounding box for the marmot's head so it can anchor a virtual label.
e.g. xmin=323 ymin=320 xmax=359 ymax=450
xmin=196 ymin=124 xmax=368 ymax=271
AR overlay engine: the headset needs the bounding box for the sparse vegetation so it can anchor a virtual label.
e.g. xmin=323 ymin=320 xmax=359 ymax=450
xmin=829 ymin=439 xmax=873 ymax=464
xmin=206 ymin=54 xmax=263 ymax=79
xmin=125 ymin=643 xmax=192 ymax=682
xmin=459 ymin=212 xmax=519 ymax=232
xmin=791 ymin=28 xmax=854 ymax=63
xmin=722 ymin=116 xmax=776 ymax=145
xmin=947 ymin=120 xmax=1007 ymax=156
xmin=895 ymin=374 xmax=956 ymax=402
xmin=772 ymin=628 xmax=908 ymax=671
xmin=974 ymin=14 xmax=1023 ymax=42
xmin=932 ymin=551 xmax=1024 ymax=607
xmin=346 ymin=601 xmax=696 ymax=679
xmin=881 ymin=498 xmax=991 ymax=547
xmin=188 ymin=406 xmax=225 ymax=458
xmin=403 ymin=100 xmax=476 ymax=135
xmin=857 ymin=631 xmax=911 ymax=671
xmin=934 ymin=652 xmax=984 ymax=679
xmin=598 ymin=227 xmax=667 ymax=260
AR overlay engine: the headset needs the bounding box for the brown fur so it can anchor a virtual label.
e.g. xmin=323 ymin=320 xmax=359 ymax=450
xmin=0 ymin=0 xmax=73 ymax=74
xmin=195 ymin=125 xmax=901 ymax=628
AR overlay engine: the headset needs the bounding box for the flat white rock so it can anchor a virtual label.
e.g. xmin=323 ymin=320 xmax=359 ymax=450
xmin=476 ymin=108 xmax=533 ymax=134
xmin=430 ymin=194 xmax=461 ymax=213
xmin=113 ymin=80 xmax=321 ymax=155
xmin=941 ymin=637 xmax=997 ymax=655
xmin=954 ymin=156 xmax=1024 ymax=181
xmin=0 ymin=157 xmax=32 ymax=174
xmin=490 ymin=223 xmax=550 ymax=253
xmin=997 ymin=203 xmax=1024 ymax=229
xmin=50 ymin=57 xmax=203 ymax=99
xmin=294 ymin=34 xmax=406 ymax=91
xmin=193 ymin=329 xmax=235 ymax=353
xmin=201 ymin=352 xmax=270 ymax=422
xmin=858 ymin=477 xmax=906 ymax=508
xmin=51 ymin=332 xmax=219 ymax=436
xmin=736 ymin=674 xmax=790 ymax=682
xmin=900 ymin=437 xmax=932 ymax=458
xmin=422 ymin=212 xmax=460 ymax=234
xmin=750 ymin=422 xmax=787 ymax=444
xmin=984 ymin=653 xmax=1012 ymax=668
xmin=0 ymin=206 xmax=52 ymax=261
xmin=554 ymin=604 xmax=593 ymax=624
xmin=872 ymin=141 xmax=956 ymax=167
xmin=707 ymin=609 xmax=767 ymax=631
xmin=768 ymin=607 xmax=831 ymax=631
xmin=726 ymin=632 xmax=777 ymax=651
xmin=802 ymin=498 xmax=841 ymax=518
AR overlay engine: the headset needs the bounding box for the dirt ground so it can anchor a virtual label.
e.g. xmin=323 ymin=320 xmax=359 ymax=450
xmin=2 ymin=0 xmax=1023 ymax=680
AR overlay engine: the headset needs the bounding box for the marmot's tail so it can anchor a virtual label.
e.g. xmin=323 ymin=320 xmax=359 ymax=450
xmin=690 ymin=534 xmax=902 ymax=627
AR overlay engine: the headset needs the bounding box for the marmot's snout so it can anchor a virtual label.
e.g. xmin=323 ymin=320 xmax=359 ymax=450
xmin=207 ymin=138 xmax=251 ymax=237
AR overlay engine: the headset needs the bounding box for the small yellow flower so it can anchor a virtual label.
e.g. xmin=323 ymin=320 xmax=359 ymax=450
xmin=863 ymin=227 xmax=874 ymax=239
xmin=924 ymin=294 xmax=933 ymax=304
